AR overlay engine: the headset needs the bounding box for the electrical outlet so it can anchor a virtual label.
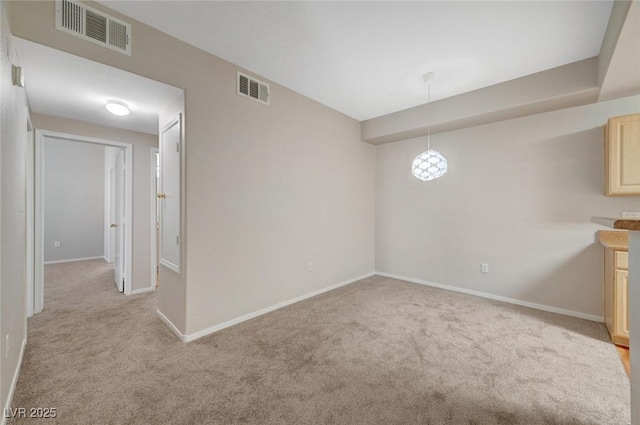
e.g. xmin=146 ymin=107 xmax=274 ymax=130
xmin=54 ymin=241 xmax=61 ymax=248
xmin=481 ymin=263 xmax=489 ymax=273
xmin=5 ymin=334 xmax=9 ymax=358
xmin=308 ymin=261 xmax=313 ymax=272
xmin=621 ymin=212 xmax=640 ymax=219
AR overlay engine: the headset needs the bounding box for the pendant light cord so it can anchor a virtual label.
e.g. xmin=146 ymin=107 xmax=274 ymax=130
xmin=426 ymin=81 xmax=431 ymax=150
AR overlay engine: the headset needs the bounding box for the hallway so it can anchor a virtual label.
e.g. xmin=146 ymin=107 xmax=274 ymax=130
xmin=10 ymin=259 xmax=167 ymax=424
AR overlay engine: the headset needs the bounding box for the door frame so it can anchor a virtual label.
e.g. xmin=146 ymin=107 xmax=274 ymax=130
xmin=150 ymin=147 xmax=159 ymax=290
xmin=33 ymin=129 xmax=134 ymax=312
xmin=113 ymin=148 xmax=126 ymax=292
xmin=105 ymin=165 xmax=116 ymax=263
xmin=25 ymin=110 xmax=34 ymax=317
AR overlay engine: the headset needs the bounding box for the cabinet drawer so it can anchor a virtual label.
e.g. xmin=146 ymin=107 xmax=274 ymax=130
xmin=615 ymin=251 xmax=628 ymax=269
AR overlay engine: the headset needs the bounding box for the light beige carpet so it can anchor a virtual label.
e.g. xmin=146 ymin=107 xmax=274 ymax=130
xmin=10 ymin=259 xmax=629 ymax=424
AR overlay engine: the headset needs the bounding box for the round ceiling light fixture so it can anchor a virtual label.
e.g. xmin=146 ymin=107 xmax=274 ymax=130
xmin=105 ymin=100 xmax=130 ymax=116
xmin=411 ymin=72 xmax=448 ymax=182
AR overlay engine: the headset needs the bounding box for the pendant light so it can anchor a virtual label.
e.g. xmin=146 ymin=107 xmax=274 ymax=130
xmin=411 ymin=73 xmax=448 ymax=181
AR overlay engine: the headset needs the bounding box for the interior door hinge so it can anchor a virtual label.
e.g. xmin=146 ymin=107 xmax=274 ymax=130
xmin=176 ymin=235 xmax=180 ymax=245
xmin=176 ymin=142 xmax=180 ymax=153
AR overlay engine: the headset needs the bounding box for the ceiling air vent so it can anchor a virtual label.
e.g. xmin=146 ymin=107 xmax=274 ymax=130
xmin=237 ymin=72 xmax=270 ymax=105
xmin=55 ymin=0 xmax=131 ymax=55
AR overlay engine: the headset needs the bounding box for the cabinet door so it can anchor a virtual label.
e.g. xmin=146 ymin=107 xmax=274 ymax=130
xmin=605 ymin=113 xmax=640 ymax=195
xmin=614 ymin=269 xmax=630 ymax=341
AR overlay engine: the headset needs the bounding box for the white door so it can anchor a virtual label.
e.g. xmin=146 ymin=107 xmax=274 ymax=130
xmin=159 ymin=114 xmax=181 ymax=273
xmin=114 ymin=148 xmax=125 ymax=292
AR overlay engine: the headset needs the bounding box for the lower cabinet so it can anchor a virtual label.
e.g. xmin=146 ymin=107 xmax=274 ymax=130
xmin=605 ymin=249 xmax=629 ymax=347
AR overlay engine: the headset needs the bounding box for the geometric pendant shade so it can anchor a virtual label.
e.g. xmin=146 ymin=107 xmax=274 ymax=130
xmin=411 ymin=149 xmax=448 ymax=181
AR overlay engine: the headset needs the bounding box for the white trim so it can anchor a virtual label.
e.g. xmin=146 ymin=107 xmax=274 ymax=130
xmin=149 ymin=148 xmax=159 ymax=292
xmin=34 ymin=133 xmax=44 ymax=314
xmin=156 ymin=309 xmax=185 ymax=342
xmin=131 ymin=286 xmax=155 ymax=295
xmin=44 ymin=256 xmax=105 ymax=265
xmin=1 ymin=339 xmax=26 ymax=425
xmin=25 ymin=110 xmax=34 ymax=318
xmin=35 ymin=130 xmax=134 ymax=304
xmin=103 ymin=151 xmax=116 ymax=263
xmin=179 ymin=272 xmax=376 ymax=343
xmin=376 ymin=272 xmax=604 ymax=323
xmin=159 ymin=259 xmax=179 ymax=275
xmin=103 ymin=159 xmax=109 ymax=261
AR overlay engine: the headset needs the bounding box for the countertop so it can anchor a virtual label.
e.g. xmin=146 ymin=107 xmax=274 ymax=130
xmin=597 ymin=230 xmax=629 ymax=250
xmin=592 ymin=217 xmax=640 ymax=230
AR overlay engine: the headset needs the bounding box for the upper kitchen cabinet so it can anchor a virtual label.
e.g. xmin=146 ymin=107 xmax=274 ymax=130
xmin=605 ymin=113 xmax=640 ymax=196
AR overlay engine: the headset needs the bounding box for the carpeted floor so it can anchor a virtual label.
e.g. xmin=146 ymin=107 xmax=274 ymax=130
xmin=10 ymin=259 xmax=630 ymax=424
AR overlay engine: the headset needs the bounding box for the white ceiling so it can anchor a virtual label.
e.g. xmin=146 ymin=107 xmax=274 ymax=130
xmin=15 ymin=37 xmax=183 ymax=135
xmin=99 ymin=0 xmax=613 ymax=121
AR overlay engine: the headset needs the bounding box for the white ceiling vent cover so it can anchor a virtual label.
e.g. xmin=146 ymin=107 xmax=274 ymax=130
xmin=237 ymin=72 xmax=270 ymax=105
xmin=55 ymin=0 xmax=131 ymax=55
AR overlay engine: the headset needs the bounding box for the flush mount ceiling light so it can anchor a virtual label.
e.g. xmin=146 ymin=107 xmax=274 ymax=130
xmin=411 ymin=73 xmax=448 ymax=182
xmin=105 ymin=100 xmax=130 ymax=116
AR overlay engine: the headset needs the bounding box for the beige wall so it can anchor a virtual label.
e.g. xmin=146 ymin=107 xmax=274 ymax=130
xmin=32 ymin=113 xmax=158 ymax=292
xmin=376 ymin=95 xmax=640 ymax=318
xmin=1 ymin=0 xmax=28 ymax=414
xmin=12 ymin=1 xmax=376 ymax=336
xmin=185 ymin=80 xmax=375 ymax=334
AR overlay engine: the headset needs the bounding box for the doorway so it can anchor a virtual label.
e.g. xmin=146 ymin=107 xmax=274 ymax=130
xmin=16 ymin=36 xmax=184 ymax=315
xmin=32 ymin=130 xmax=133 ymax=313
xmin=106 ymin=146 xmax=126 ymax=292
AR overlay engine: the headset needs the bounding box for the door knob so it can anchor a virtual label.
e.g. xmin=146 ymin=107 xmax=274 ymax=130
xmin=110 ymin=223 xmax=117 ymax=228
xmin=157 ymin=193 xmax=167 ymax=199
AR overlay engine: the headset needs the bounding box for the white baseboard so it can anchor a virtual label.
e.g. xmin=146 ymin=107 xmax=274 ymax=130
xmin=131 ymin=286 xmax=155 ymax=295
xmin=163 ymin=272 xmax=376 ymax=343
xmin=375 ymin=272 xmax=604 ymax=323
xmin=44 ymin=256 xmax=105 ymax=265
xmin=1 ymin=338 xmax=27 ymax=425
xmin=156 ymin=309 xmax=185 ymax=342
